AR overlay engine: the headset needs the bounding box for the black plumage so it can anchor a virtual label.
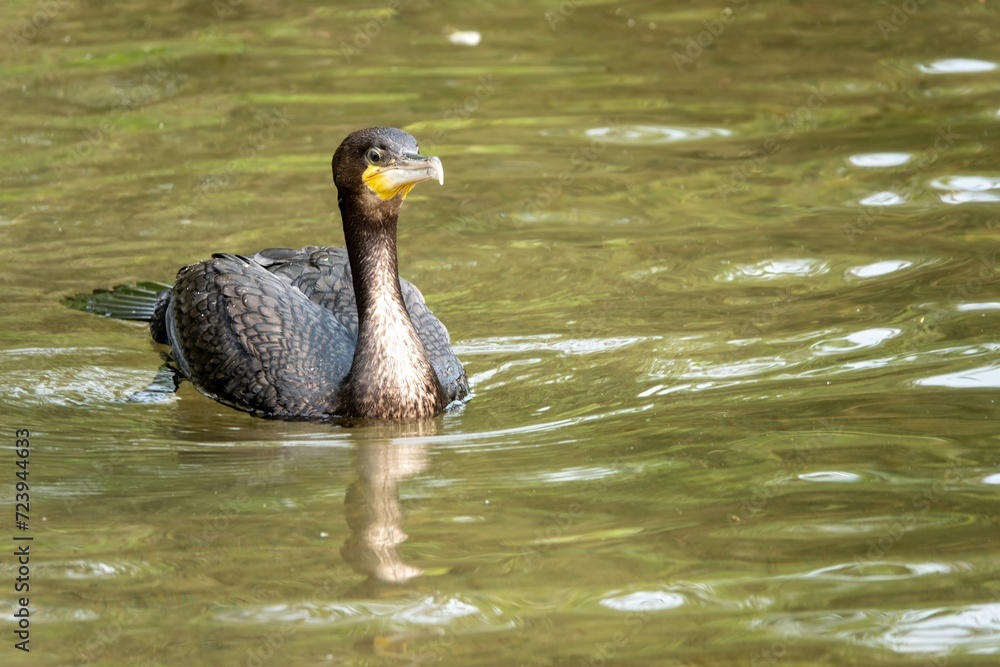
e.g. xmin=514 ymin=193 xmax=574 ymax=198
xmin=69 ymin=127 xmax=469 ymax=421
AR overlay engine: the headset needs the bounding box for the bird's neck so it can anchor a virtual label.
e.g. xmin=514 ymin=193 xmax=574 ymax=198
xmin=342 ymin=202 xmax=406 ymax=317
xmin=340 ymin=197 xmax=445 ymax=419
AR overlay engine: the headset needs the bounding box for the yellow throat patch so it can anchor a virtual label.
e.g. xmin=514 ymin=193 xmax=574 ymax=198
xmin=362 ymin=164 xmax=417 ymax=201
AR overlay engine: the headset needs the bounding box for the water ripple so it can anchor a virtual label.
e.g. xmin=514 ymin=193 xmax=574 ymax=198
xmin=398 ymin=404 xmax=654 ymax=449
xmin=584 ymin=125 xmax=731 ymax=144
xmin=847 ymin=260 xmax=913 ymax=278
xmin=797 ymin=471 xmax=862 ymax=483
xmin=848 ymin=152 xmax=911 ymax=167
xmin=838 ymin=603 xmax=1000 ymax=654
xmin=916 ymin=363 xmax=1000 ymax=388
xmin=537 ymin=466 xmax=618 ymax=483
xmin=214 ymin=595 xmax=500 ymax=628
xmin=930 ymin=175 xmax=1000 ymax=204
xmin=917 ymin=58 xmax=998 ymax=74
xmin=810 ymin=328 xmax=900 ymax=356
xmin=600 ymin=590 xmax=685 ymax=612
xmin=0 ymin=366 xmax=171 ymax=408
xmin=458 ymin=335 xmax=648 ymax=357
xmin=718 ymin=258 xmax=828 ymax=282
xmin=796 ymin=561 xmax=955 ymax=581
xmin=956 ymin=302 xmax=1000 ymax=312
xmin=860 ymin=190 xmax=906 ymax=206
xmin=55 ymin=560 xmax=147 ymax=579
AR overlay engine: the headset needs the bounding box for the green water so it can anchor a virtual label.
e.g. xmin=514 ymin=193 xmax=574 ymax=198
xmin=2 ymin=0 xmax=1000 ymax=665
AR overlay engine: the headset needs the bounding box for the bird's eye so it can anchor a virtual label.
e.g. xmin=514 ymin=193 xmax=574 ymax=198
xmin=366 ymin=148 xmax=382 ymax=165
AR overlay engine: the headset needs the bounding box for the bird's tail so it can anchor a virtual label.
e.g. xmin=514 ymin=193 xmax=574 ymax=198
xmin=63 ymin=282 xmax=171 ymax=322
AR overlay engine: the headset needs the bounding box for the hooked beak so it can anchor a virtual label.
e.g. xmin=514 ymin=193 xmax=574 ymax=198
xmin=362 ymin=153 xmax=444 ymax=200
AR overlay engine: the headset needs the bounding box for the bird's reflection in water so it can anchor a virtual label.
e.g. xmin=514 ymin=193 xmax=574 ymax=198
xmin=341 ymin=420 xmax=440 ymax=591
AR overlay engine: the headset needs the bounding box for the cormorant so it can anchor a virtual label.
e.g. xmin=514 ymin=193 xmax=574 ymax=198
xmin=68 ymin=127 xmax=469 ymax=421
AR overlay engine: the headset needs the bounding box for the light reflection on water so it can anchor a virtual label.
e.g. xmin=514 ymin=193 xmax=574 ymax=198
xmin=917 ymin=58 xmax=998 ymax=74
xmin=848 ymin=152 xmax=913 ymax=168
xmin=583 ymin=124 xmax=732 ymax=144
xmin=847 ymin=260 xmax=914 ymax=278
xmin=831 ymin=603 xmax=1000 ymax=655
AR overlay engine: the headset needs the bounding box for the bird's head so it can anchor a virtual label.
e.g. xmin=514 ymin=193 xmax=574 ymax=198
xmin=332 ymin=127 xmax=444 ymax=217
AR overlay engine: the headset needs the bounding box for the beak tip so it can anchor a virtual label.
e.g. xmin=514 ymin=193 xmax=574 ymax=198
xmin=430 ymin=155 xmax=444 ymax=186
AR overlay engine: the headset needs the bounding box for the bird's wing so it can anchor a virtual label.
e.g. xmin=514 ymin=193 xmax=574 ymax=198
xmin=253 ymin=246 xmax=469 ymax=402
xmin=166 ymin=253 xmax=355 ymax=419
